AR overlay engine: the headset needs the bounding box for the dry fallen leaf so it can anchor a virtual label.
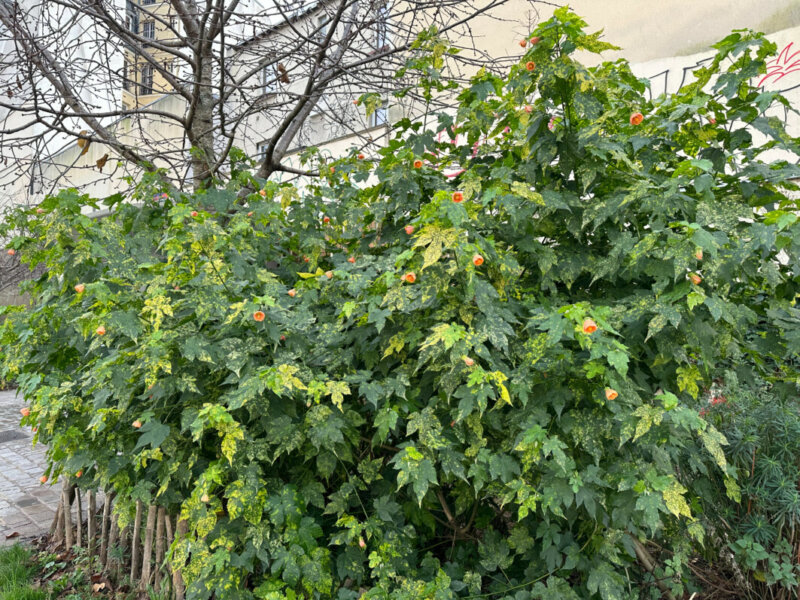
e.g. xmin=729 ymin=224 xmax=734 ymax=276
xmin=5 ymin=531 xmax=19 ymax=539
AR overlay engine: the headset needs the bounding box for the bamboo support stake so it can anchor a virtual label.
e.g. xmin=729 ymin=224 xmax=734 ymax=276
xmin=62 ymin=482 xmax=73 ymax=550
xmin=164 ymin=513 xmax=174 ymax=549
xmin=130 ymin=500 xmax=143 ymax=582
xmin=75 ymin=488 xmax=82 ymax=548
xmin=173 ymin=519 xmax=188 ymax=600
xmin=99 ymin=491 xmax=111 ymax=566
xmin=88 ymin=491 xmax=96 ymax=560
xmin=139 ymin=504 xmax=157 ymax=591
xmin=154 ymin=507 xmax=166 ymax=592
xmin=51 ymin=500 xmax=64 ymax=548
xmin=49 ymin=500 xmax=62 ymax=536
xmin=164 ymin=513 xmax=175 ymax=590
xmin=118 ymin=524 xmax=129 ymax=562
xmin=108 ymin=519 xmax=120 ymax=580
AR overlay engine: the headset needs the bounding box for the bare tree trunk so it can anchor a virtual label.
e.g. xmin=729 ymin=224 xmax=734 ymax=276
xmin=154 ymin=507 xmax=166 ymax=592
xmin=139 ymin=504 xmax=157 ymax=592
xmin=131 ymin=500 xmax=143 ymax=582
xmin=88 ymin=491 xmax=96 ymax=561
xmin=172 ymin=519 xmax=188 ymax=600
xmin=188 ymin=52 xmax=217 ymax=190
xmin=62 ymin=482 xmax=73 ymax=550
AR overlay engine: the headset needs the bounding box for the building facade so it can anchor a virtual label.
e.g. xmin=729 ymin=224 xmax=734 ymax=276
xmin=122 ymin=0 xmax=182 ymax=109
xmin=12 ymin=0 xmax=800 ymax=199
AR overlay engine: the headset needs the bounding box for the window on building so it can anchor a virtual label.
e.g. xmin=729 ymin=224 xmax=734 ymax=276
xmin=374 ymin=3 xmax=390 ymax=50
xmin=125 ymin=1 xmax=138 ymax=34
xmin=367 ymin=103 xmax=388 ymax=128
xmin=318 ymin=14 xmax=331 ymax=38
xmin=262 ymin=66 xmax=279 ymax=95
xmin=142 ymin=21 xmax=155 ymax=40
xmin=163 ymin=60 xmax=178 ymax=81
xmin=170 ymin=16 xmax=177 ymax=31
xmin=123 ymin=60 xmax=132 ymax=91
xmin=140 ymin=64 xmax=154 ymax=95
xmin=142 ymin=0 xmax=156 ymax=5
xmin=258 ymin=142 xmax=270 ymax=162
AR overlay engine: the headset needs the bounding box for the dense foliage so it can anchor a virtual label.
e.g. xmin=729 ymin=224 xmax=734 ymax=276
xmin=3 ymin=9 xmax=800 ymax=599
xmin=688 ymin=376 xmax=800 ymax=597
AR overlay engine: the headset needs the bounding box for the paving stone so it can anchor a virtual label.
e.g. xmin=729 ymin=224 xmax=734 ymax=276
xmin=0 ymin=390 xmax=59 ymax=542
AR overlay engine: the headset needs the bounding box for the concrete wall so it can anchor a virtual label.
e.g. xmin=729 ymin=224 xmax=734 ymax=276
xmin=483 ymin=0 xmax=800 ymax=65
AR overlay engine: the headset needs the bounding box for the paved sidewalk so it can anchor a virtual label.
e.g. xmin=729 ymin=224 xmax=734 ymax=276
xmin=0 ymin=389 xmax=59 ymax=545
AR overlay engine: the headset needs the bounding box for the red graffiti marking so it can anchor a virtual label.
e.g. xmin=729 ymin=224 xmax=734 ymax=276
xmin=758 ymin=42 xmax=800 ymax=87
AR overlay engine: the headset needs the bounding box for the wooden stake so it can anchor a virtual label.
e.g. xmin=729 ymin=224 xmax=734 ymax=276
xmin=164 ymin=513 xmax=175 ymax=592
xmin=51 ymin=500 xmax=64 ymax=548
xmin=130 ymin=499 xmax=143 ymax=582
xmin=100 ymin=491 xmax=111 ymax=566
xmin=62 ymin=482 xmax=73 ymax=550
xmin=164 ymin=512 xmax=174 ymax=549
xmin=139 ymin=504 xmax=157 ymax=592
xmin=154 ymin=507 xmax=166 ymax=592
xmin=173 ymin=519 xmax=188 ymax=600
xmin=87 ymin=491 xmax=96 ymax=560
xmin=75 ymin=488 xmax=82 ymax=548
xmin=49 ymin=500 xmax=62 ymax=536
xmin=108 ymin=519 xmax=120 ymax=581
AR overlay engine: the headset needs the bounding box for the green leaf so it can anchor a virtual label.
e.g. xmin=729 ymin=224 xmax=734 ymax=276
xmin=605 ymin=350 xmax=629 ymax=377
xmin=587 ymin=562 xmax=625 ymax=600
xmin=488 ymin=453 xmax=520 ymax=483
xmin=373 ymin=407 xmax=398 ymax=442
xmin=419 ymin=323 xmax=466 ymax=351
xmin=325 ymin=381 xmax=351 ymax=411
xmin=413 ymin=226 xmax=458 ymax=270
xmin=699 ymin=426 xmax=728 ymax=470
xmin=633 ymin=405 xmax=664 ymax=442
xmin=108 ymin=310 xmax=142 ymax=340
xmin=392 ymin=447 xmax=438 ymax=504
xmin=134 ymin=421 xmax=170 ymax=451
xmin=677 ymin=365 xmax=701 ymax=399
xmin=662 ymin=479 xmax=692 ymax=518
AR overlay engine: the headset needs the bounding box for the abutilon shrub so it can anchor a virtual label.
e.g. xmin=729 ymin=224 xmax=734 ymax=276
xmin=3 ymin=9 xmax=800 ymax=599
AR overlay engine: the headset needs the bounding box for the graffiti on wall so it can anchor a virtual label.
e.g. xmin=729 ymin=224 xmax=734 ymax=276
xmin=759 ymin=42 xmax=800 ymax=89
xmin=645 ymin=57 xmax=714 ymax=99
xmin=645 ymin=41 xmax=800 ymax=98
